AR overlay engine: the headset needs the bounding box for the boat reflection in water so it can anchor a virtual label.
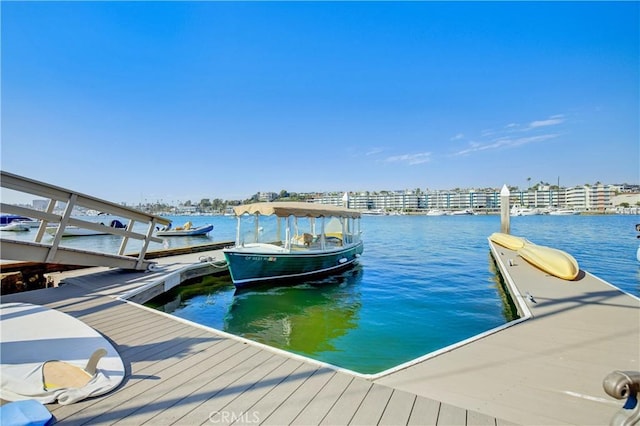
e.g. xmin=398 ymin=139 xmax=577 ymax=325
xmin=224 ymin=266 xmax=363 ymax=357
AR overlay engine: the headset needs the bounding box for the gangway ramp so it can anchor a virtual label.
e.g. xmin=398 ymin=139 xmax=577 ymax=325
xmin=1 ymin=171 xmax=171 ymax=270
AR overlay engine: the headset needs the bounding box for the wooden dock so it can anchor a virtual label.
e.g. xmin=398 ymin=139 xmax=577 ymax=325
xmin=1 ymin=249 xmax=509 ymax=425
xmin=1 ymin=242 xmax=638 ymax=425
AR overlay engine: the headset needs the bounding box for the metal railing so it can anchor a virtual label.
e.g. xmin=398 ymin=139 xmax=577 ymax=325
xmin=1 ymin=171 xmax=171 ymax=270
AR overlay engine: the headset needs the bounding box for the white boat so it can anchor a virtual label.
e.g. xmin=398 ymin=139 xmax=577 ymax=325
xmin=0 ymin=214 xmax=39 ymax=228
xmin=223 ymin=202 xmax=363 ymax=288
xmin=426 ymin=209 xmax=447 ymax=216
xmin=450 ymin=209 xmax=475 ymax=215
xmin=45 ymin=218 xmax=127 ymax=237
xmin=0 ymin=222 xmax=29 ymax=232
xmin=156 ymin=222 xmax=213 ymax=237
xmin=549 ymin=208 xmax=580 ymax=215
xmin=14 ymin=219 xmax=40 ymax=228
xmin=361 ymin=208 xmax=386 ymax=216
xmin=510 ymin=204 xmax=540 ymax=216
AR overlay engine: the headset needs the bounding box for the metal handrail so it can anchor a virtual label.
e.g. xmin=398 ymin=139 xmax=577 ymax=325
xmin=1 ymin=171 xmax=171 ymax=270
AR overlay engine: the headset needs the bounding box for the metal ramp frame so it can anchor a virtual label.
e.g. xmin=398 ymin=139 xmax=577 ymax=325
xmin=1 ymin=171 xmax=171 ymax=270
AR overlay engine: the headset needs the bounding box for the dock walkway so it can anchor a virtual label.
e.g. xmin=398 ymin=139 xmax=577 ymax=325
xmin=1 ymin=249 xmax=507 ymax=425
xmin=375 ymin=241 xmax=640 ymax=425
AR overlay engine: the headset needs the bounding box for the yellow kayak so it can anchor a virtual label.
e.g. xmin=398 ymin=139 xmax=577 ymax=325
xmin=489 ymin=232 xmax=528 ymax=250
xmin=490 ymin=232 xmax=579 ymax=280
xmin=517 ymin=244 xmax=580 ymax=280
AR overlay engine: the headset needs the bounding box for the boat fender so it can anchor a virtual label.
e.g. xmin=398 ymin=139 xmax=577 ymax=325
xmin=602 ymin=370 xmax=640 ymax=426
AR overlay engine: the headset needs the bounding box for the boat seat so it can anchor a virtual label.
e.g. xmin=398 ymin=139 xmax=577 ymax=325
xmin=292 ymin=233 xmax=314 ymax=247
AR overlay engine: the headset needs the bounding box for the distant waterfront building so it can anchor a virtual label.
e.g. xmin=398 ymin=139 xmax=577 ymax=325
xmin=565 ymin=184 xmax=617 ymax=212
xmin=509 ymin=185 xmax=565 ymax=208
xmin=314 ymin=193 xmax=345 ymax=207
xmin=258 ymin=192 xmax=277 ymax=202
xmin=176 ymin=205 xmax=197 ymax=215
xmin=311 ymin=182 xmax=630 ymax=213
xmin=32 ymin=199 xmax=48 ymax=211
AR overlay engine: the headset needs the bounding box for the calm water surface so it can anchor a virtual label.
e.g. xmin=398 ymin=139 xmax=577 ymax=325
xmin=142 ymin=214 xmax=640 ymax=374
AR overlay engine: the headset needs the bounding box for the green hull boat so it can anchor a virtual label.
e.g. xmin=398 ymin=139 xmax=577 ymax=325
xmin=223 ymin=201 xmax=364 ymax=288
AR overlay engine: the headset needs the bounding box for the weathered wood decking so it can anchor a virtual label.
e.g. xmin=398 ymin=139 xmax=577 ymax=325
xmin=1 ymin=251 xmax=509 ymax=425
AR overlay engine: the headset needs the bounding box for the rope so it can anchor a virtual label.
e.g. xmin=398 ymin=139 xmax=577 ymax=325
xmin=198 ymin=256 xmax=228 ymax=268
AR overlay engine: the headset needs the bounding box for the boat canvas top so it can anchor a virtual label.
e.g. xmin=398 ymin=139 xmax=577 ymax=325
xmin=233 ymin=202 xmax=361 ymax=219
xmin=0 ymin=214 xmax=34 ymax=225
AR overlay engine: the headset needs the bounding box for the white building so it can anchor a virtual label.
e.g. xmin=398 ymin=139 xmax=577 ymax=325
xmin=310 ymin=182 xmax=631 ymax=213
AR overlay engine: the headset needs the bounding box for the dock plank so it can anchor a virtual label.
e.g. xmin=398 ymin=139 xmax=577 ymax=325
xmin=65 ymin=344 xmax=264 ymax=425
xmin=127 ymin=343 xmax=264 ymax=425
xmin=467 ymin=410 xmax=497 ymax=426
xmin=291 ymin=370 xmax=354 ymax=425
xmin=438 ymin=402 xmax=467 ymax=426
xmin=236 ymin=362 xmax=321 ymax=424
xmin=320 ymin=377 xmax=371 ymax=425
xmin=378 ymin=389 xmax=416 ymax=426
xmin=220 ymin=358 xmax=304 ymax=425
xmin=165 ymin=351 xmax=280 ymax=426
xmin=120 ymin=350 xmax=284 ymax=426
xmin=260 ymin=368 xmax=336 ymax=425
xmin=408 ymin=396 xmax=440 ymax=425
xmin=51 ymin=325 xmax=241 ymax=423
xmin=349 ymin=383 xmax=393 ymax=425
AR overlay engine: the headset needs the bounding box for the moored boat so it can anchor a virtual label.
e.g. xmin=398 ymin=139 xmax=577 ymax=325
xmin=156 ymin=222 xmax=213 ymax=237
xmin=45 ymin=219 xmax=127 ymax=237
xmin=223 ymin=202 xmax=363 ymax=288
xmin=450 ymin=209 xmax=475 ymax=215
xmin=361 ymin=208 xmax=386 ymax=216
xmin=0 ymin=222 xmax=30 ymax=232
xmin=0 ymin=214 xmax=39 ymax=228
xmin=510 ymin=204 xmax=540 ymax=216
xmin=549 ymin=208 xmax=580 ymax=215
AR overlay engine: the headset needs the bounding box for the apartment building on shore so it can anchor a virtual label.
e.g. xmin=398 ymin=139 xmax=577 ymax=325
xmin=312 ymin=183 xmax=639 ymax=213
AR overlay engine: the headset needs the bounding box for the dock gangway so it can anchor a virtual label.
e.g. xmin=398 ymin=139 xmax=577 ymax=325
xmin=0 ymin=171 xmax=171 ymax=270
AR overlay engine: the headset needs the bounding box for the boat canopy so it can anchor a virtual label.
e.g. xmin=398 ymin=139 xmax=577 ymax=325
xmin=233 ymin=202 xmax=361 ymax=219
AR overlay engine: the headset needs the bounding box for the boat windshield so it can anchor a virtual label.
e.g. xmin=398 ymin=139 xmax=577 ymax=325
xmin=235 ymin=212 xmax=361 ymax=250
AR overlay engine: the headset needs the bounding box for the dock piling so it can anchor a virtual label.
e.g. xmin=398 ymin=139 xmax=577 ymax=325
xmin=500 ymin=184 xmax=510 ymax=234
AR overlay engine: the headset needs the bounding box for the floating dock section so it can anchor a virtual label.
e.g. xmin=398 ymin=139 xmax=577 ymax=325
xmin=375 ymin=239 xmax=640 ymax=425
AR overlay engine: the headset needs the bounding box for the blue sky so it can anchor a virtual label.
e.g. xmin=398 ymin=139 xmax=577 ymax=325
xmin=2 ymin=1 xmax=638 ymax=205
